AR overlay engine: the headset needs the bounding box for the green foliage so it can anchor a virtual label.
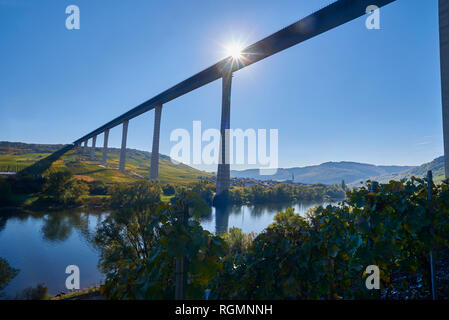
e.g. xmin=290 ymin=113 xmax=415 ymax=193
xmin=95 ymin=178 xmax=449 ymax=300
xmin=0 ymin=257 xmax=19 ymax=297
xmin=211 ymin=179 xmax=449 ymax=299
xmin=16 ymin=284 xmax=50 ymax=300
xmin=0 ymin=177 xmax=13 ymax=206
xmin=228 ymin=183 xmax=345 ymax=205
xmin=97 ymin=198 xmax=226 ymax=299
xmin=42 ymin=170 xmax=89 ymax=204
xmin=109 ymin=180 xmax=161 ymax=207
xmin=190 ymin=181 xmax=215 ymax=205
xmin=222 ymin=227 xmax=255 ymax=256
xmin=88 ymin=180 xmax=108 ymax=195
xmin=162 ymin=184 xmax=176 ymax=196
xmin=8 ymin=174 xmax=44 ymax=195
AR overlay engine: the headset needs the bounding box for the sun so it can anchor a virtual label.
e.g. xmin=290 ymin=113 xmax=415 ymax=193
xmin=226 ymin=43 xmax=243 ymax=59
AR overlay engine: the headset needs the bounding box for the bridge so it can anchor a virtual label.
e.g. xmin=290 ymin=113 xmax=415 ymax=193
xmin=72 ymin=0 xmax=449 ymax=201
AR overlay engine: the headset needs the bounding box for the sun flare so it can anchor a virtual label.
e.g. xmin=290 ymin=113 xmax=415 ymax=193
xmin=226 ymin=43 xmax=243 ymax=59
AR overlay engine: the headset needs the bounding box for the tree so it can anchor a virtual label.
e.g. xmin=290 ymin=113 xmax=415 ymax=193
xmin=0 ymin=177 xmax=13 ymax=206
xmin=97 ymin=195 xmax=225 ymax=299
xmin=16 ymin=284 xmax=50 ymax=300
xmin=0 ymin=257 xmax=19 ymax=298
xmin=42 ymin=170 xmax=88 ymax=204
xmin=162 ymin=184 xmax=176 ymax=196
xmin=109 ymin=180 xmax=161 ymax=207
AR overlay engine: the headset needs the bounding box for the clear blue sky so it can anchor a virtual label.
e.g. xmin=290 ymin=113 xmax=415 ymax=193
xmin=0 ymin=0 xmax=443 ymax=171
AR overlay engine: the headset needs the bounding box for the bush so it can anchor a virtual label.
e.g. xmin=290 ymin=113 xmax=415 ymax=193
xmin=97 ymin=179 xmax=449 ymax=300
xmin=16 ymin=284 xmax=50 ymax=300
xmin=211 ymin=179 xmax=449 ymax=299
xmin=190 ymin=181 xmax=214 ymax=205
xmin=42 ymin=170 xmax=89 ymax=204
xmin=97 ymin=200 xmax=225 ymax=299
xmin=162 ymin=184 xmax=176 ymax=196
xmin=0 ymin=177 xmax=13 ymax=206
xmin=89 ymin=180 xmax=108 ymax=195
xmin=224 ymin=183 xmax=346 ymax=205
xmin=8 ymin=174 xmax=44 ymax=195
xmin=0 ymin=257 xmax=19 ymax=297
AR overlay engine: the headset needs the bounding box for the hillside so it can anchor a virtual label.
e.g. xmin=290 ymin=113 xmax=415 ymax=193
xmin=373 ymin=156 xmax=445 ymax=184
xmin=231 ymin=162 xmax=414 ymax=185
xmin=0 ymin=141 xmax=212 ymax=185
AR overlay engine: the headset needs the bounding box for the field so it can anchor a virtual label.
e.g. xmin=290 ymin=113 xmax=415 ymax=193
xmin=0 ymin=141 xmax=212 ymax=185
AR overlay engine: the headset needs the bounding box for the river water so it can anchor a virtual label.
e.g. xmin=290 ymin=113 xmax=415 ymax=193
xmin=0 ymin=201 xmax=331 ymax=298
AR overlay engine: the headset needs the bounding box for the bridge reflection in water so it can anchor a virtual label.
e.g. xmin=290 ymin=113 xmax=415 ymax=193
xmin=201 ymin=201 xmax=333 ymax=235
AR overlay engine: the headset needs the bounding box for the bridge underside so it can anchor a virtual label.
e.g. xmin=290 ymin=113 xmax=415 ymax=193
xmin=72 ymin=0 xmax=404 ymax=198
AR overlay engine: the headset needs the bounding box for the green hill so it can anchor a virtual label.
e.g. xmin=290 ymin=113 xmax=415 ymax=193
xmin=0 ymin=141 xmax=212 ymax=185
xmin=373 ymin=156 xmax=445 ymax=184
xmin=231 ymin=162 xmax=413 ymax=185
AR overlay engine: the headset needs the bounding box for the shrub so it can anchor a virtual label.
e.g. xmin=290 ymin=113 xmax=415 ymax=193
xmin=16 ymin=284 xmax=50 ymax=300
xmin=0 ymin=257 xmax=19 ymax=297
xmin=42 ymin=170 xmax=89 ymax=204
xmin=89 ymin=181 xmax=108 ymax=195
xmin=0 ymin=177 xmax=13 ymax=206
xmin=211 ymin=179 xmax=449 ymax=299
xmin=109 ymin=180 xmax=161 ymax=207
xmin=162 ymin=184 xmax=176 ymax=196
xmin=97 ymin=201 xmax=225 ymax=299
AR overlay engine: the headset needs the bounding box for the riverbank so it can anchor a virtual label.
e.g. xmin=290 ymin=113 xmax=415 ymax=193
xmin=0 ymin=200 xmax=330 ymax=297
xmin=51 ymin=286 xmax=103 ymax=300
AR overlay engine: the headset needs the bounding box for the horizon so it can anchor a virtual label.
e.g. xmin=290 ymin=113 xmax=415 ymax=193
xmin=0 ymin=140 xmax=440 ymax=172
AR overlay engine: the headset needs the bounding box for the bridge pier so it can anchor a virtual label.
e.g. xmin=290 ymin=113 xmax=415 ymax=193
xmin=150 ymin=104 xmax=163 ymax=180
xmin=102 ymin=129 xmax=109 ymax=165
xmin=83 ymin=140 xmax=88 ymax=154
xmin=216 ymin=72 xmax=232 ymax=202
xmin=119 ymin=120 xmax=129 ymax=172
xmin=90 ymin=135 xmax=97 ymax=161
xmin=440 ymin=0 xmax=449 ymax=179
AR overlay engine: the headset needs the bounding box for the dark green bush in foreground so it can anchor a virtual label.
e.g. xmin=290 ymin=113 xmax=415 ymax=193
xmin=212 ymin=178 xmax=449 ymax=299
xmin=98 ymin=178 xmax=449 ymax=299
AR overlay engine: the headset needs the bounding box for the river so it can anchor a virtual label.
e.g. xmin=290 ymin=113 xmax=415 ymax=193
xmin=0 ymin=200 xmax=332 ymax=298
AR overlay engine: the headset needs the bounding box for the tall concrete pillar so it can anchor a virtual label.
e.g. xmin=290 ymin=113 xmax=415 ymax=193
xmin=74 ymin=142 xmax=81 ymax=157
xmin=440 ymin=0 xmax=449 ymax=179
xmin=150 ymin=104 xmax=163 ymax=180
xmin=216 ymin=72 xmax=232 ymax=198
xmin=119 ymin=120 xmax=129 ymax=172
xmin=83 ymin=140 xmax=88 ymax=154
xmin=90 ymin=135 xmax=97 ymax=161
xmin=102 ymin=129 xmax=109 ymax=165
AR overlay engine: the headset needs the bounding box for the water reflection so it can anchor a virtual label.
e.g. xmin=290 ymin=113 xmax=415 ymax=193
xmin=0 ymin=201 xmax=330 ymax=297
xmin=0 ymin=210 xmax=106 ymax=298
xmin=214 ymin=205 xmax=231 ymax=235
xmin=201 ymin=200 xmax=333 ymax=235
